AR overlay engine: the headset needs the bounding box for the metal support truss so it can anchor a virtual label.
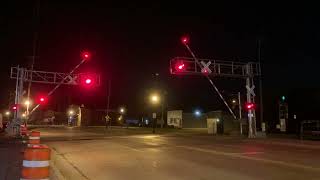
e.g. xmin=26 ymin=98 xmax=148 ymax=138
xmin=10 ymin=67 xmax=100 ymax=86
xmin=170 ymin=57 xmax=260 ymax=78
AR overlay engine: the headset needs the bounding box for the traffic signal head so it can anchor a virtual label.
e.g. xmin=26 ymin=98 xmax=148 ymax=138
xmin=245 ymin=103 xmax=255 ymax=111
xmin=81 ymin=51 xmax=91 ymax=61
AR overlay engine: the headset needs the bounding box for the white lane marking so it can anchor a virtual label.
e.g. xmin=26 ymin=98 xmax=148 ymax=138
xmin=239 ymin=151 xmax=264 ymax=155
xmin=119 ymin=144 xmax=143 ymax=152
xmin=176 ymin=145 xmax=320 ymax=172
xmin=23 ymin=160 xmax=49 ymax=168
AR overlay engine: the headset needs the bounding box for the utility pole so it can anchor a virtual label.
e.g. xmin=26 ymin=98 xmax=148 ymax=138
xmin=26 ymin=0 xmax=40 ymax=115
xmin=258 ymin=39 xmax=265 ymax=132
xmin=106 ymin=79 xmax=111 ymax=130
xmin=238 ymin=92 xmax=242 ymax=134
xmin=152 ymin=113 xmax=157 ymax=134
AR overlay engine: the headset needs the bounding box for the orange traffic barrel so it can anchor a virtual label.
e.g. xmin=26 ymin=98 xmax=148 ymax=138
xmin=21 ymin=144 xmax=51 ymax=180
xmin=28 ymin=131 xmax=40 ymax=147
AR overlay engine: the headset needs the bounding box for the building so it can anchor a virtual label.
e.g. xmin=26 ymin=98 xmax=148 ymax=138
xmin=167 ymin=110 xmax=241 ymax=135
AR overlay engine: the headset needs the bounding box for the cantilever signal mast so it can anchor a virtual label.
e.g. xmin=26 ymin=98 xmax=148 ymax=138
xmin=170 ymin=36 xmax=261 ymax=138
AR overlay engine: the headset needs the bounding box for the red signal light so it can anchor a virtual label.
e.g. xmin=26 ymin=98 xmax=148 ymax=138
xmin=38 ymin=96 xmax=47 ymax=104
xmin=81 ymin=51 xmax=91 ymax=60
xmin=181 ymin=36 xmax=189 ymax=44
xmin=12 ymin=105 xmax=18 ymax=111
xmin=175 ymin=61 xmax=186 ymax=72
xmin=85 ymin=78 xmax=92 ymax=84
xmin=81 ymin=75 xmax=95 ymax=87
xmin=245 ymin=103 xmax=255 ymax=111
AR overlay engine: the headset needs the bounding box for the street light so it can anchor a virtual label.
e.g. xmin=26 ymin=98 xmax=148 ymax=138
xmin=24 ymin=100 xmax=31 ymax=106
xmin=150 ymin=94 xmax=160 ymax=105
xmin=5 ymin=111 xmax=10 ymax=116
xmin=68 ymin=110 xmax=74 ymax=116
xmin=194 ymin=110 xmax=201 ymax=117
xmin=119 ymin=107 xmax=126 ymax=114
xmin=232 ymin=99 xmax=236 ymax=104
xmin=149 ymin=93 xmax=161 ymax=134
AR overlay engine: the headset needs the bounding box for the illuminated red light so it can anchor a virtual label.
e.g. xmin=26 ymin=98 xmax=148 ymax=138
xmin=245 ymin=103 xmax=255 ymax=110
xmin=40 ymin=98 xmax=45 ymax=102
xmin=175 ymin=61 xmax=186 ymax=72
xmin=12 ymin=106 xmax=17 ymax=110
xmin=181 ymin=36 xmax=189 ymax=44
xmin=81 ymin=51 xmax=91 ymax=60
xmin=85 ymin=78 xmax=92 ymax=84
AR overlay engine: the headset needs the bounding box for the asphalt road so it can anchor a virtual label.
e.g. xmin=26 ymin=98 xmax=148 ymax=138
xmin=37 ymin=127 xmax=320 ymax=180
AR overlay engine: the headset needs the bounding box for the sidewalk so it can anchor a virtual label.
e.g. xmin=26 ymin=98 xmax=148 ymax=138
xmin=0 ymin=134 xmax=23 ymax=180
xmin=0 ymin=134 xmax=61 ymax=180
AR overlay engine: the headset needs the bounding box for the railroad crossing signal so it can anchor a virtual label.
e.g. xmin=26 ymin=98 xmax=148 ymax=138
xmin=245 ymin=103 xmax=255 ymax=111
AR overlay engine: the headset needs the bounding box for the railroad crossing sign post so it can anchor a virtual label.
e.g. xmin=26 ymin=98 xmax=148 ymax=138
xmin=245 ymin=64 xmax=257 ymax=138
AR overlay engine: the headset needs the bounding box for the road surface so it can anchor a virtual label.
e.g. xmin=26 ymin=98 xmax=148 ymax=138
xmin=37 ymin=127 xmax=320 ymax=180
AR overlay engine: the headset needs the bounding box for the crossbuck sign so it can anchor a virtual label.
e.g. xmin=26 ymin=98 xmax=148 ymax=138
xmin=200 ymin=61 xmax=212 ymax=74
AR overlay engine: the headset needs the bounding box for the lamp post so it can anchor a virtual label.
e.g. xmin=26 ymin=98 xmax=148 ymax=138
xmin=150 ymin=93 xmax=160 ymax=133
xmin=119 ymin=107 xmax=126 ymax=127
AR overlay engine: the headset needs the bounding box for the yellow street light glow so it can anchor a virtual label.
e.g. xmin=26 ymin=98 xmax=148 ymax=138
xmin=5 ymin=111 xmax=10 ymax=116
xmin=150 ymin=94 xmax=160 ymax=104
xmin=232 ymin=99 xmax=236 ymax=104
xmin=69 ymin=110 xmax=74 ymax=115
xmin=119 ymin=107 xmax=125 ymax=114
xmin=24 ymin=100 xmax=31 ymax=106
xmin=22 ymin=113 xmax=26 ymax=117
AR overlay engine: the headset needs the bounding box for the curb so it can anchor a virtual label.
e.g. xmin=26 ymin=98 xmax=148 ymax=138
xmin=50 ymin=158 xmax=65 ymax=180
xmin=245 ymin=139 xmax=320 ymax=150
xmin=50 ymin=147 xmax=88 ymax=180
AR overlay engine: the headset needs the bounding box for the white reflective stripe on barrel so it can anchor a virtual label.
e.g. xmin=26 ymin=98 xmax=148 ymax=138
xmin=29 ymin=136 xmax=40 ymax=140
xmin=27 ymin=144 xmax=42 ymax=147
xmin=23 ymin=160 xmax=49 ymax=168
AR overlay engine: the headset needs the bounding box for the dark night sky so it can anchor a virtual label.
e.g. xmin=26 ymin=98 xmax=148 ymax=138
xmin=2 ymin=1 xmax=320 ymax=119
